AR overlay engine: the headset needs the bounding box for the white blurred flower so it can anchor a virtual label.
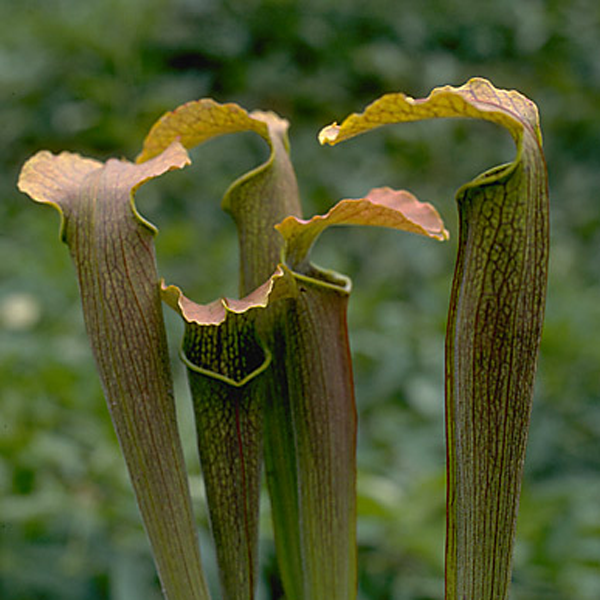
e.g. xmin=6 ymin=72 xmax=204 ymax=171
xmin=0 ymin=292 xmax=42 ymax=330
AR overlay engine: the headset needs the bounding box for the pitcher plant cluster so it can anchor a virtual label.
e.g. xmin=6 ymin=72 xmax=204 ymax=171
xmin=18 ymin=78 xmax=549 ymax=600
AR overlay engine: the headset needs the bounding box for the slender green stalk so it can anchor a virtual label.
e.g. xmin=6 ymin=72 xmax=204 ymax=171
xmin=18 ymin=143 xmax=211 ymax=600
xmin=319 ymin=78 xmax=549 ymax=600
xmin=161 ymin=280 xmax=281 ymax=600
xmin=445 ymin=134 xmax=548 ymax=599
xmin=272 ymin=188 xmax=446 ymax=600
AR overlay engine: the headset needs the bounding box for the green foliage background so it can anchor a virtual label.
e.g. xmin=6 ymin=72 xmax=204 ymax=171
xmin=1 ymin=1 xmax=599 ymax=599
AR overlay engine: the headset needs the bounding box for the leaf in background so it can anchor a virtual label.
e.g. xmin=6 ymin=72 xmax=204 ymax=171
xmin=319 ymin=77 xmax=549 ymax=600
xmin=17 ymin=142 xmax=211 ymax=600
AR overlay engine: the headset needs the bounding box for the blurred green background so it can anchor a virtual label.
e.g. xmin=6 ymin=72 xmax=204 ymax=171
xmin=1 ymin=0 xmax=599 ymax=599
